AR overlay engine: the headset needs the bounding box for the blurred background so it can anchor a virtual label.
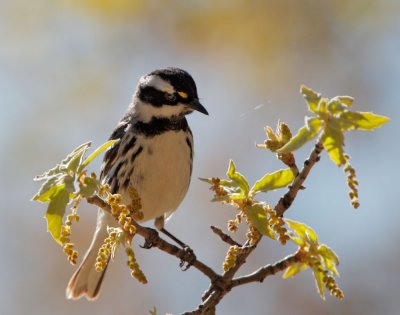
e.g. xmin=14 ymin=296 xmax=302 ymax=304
xmin=1 ymin=0 xmax=399 ymax=314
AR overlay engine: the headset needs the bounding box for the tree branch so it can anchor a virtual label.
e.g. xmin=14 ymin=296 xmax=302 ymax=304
xmin=230 ymin=253 xmax=299 ymax=288
xmin=86 ymin=195 xmax=220 ymax=283
xmin=275 ymin=141 xmax=323 ymax=217
xmin=210 ymin=226 xmax=242 ymax=247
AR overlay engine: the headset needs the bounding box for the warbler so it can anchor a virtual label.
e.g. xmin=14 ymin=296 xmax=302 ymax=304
xmin=66 ymin=67 xmax=208 ymax=300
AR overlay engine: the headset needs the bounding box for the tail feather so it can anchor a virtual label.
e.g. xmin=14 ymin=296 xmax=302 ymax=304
xmin=66 ymin=209 xmax=115 ymax=300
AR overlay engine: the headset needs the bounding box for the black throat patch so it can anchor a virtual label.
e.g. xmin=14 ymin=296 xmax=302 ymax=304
xmin=134 ymin=116 xmax=190 ymax=137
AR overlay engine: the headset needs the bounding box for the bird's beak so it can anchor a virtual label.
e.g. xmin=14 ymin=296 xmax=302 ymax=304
xmin=188 ymin=99 xmax=209 ymax=115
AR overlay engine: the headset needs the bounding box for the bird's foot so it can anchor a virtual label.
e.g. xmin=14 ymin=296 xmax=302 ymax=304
xmin=179 ymin=246 xmax=196 ymax=271
xmin=140 ymin=228 xmax=159 ymax=249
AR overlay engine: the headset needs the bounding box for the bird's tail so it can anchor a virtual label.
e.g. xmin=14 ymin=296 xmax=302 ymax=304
xmin=66 ymin=210 xmax=115 ymax=300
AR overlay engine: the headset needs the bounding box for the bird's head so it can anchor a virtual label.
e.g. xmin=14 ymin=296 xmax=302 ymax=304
xmin=133 ymin=67 xmax=208 ymax=122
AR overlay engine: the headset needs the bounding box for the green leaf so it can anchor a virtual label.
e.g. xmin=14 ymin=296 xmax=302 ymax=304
xmin=33 ymin=142 xmax=91 ymax=183
xmin=277 ymin=117 xmax=322 ymax=153
xmin=34 ymin=165 xmax=64 ymax=182
xmin=316 ymin=98 xmax=328 ymax=114
xmin=339 ymin=111 xmax=389 ymax=131
xmin=318 ymin=244 xmax=340 ymax=275
xmin=336 ymin=96 xmax=354 ymax=107
xmin=288 ymin=234 xmax=305 ymax=246
xmin=313 ymin=268 xmax=326 ymax=300
xmin=318 ymin=244 xmax=339 ymax=266
xmin=32 ymin=174 xmax=66 ymax=202
xmin=283 ymin=263 xmax=308 ymax=278
xmin=66 ymin=142 xmax=91 ymax=173
xmin=321 ymin=126 xmax=346 ymax=166
xmin=322 ymin=256 xmax=339 ymax=276
xmin=245 ymin=203 xmax=275 ymax=239
xmin=301 ymin=85 xmax=321 ymax=113
xmin=199 ymin=177 xmax=213 ymax=184
xmin=251 ymin=169 xmax=295 ymax=194
xmin=285 ymin=219 xmax=318 ymax=243
xmin=327 ymin=99 xmax=347 ymax=115
xmin=227 ymin=160 xmax=250 ymax=196
xmin=80 ymin=139 xmax=120 ymax=171
xmin=45 ymin=183 xmax=70 ymax=245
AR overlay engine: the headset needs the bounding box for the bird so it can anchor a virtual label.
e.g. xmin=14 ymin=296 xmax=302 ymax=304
xmin=66 ymin=67 xmax=208 ymax=300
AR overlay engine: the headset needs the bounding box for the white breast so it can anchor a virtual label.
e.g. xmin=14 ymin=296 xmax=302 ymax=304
xmin=120 ymin=130 xmax=193 ymax=222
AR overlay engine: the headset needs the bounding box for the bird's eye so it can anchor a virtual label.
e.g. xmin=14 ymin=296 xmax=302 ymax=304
xmin=165 ymin=93 xmax=176 ymax=102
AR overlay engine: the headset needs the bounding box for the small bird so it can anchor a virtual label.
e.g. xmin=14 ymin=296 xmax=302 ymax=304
xmin=66 ymin=67 xmax=208 ymax=300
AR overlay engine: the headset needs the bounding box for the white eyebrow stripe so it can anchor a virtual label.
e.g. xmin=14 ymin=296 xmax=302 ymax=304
xmin=139 ymin=75 xmax=175 ymax=94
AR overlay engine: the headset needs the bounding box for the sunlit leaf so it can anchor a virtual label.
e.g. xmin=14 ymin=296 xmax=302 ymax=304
xmin=80 ymin=139 xmax=119 ymax=171
xmin=199 ymin=177 xmax=237 ymax=189
xmin=282 ymin=263 xmax=308 ymax=278
xmin=340 ymin=111 xmax=389 ymax=131
xmin=245 ymin=203 xmax=275 ymax=239
xmin=66 ymin=142 xmax=91 ymax=173
xmin=321 ymin=126 xmax=345 ymax=166
xmin=313 ymin=269 xmax=326 ymax=300
xmin=285 ymin=219 xmax=318 ymax=243
xmin=277 ymin=117 xmax=322 ymax=153
xmin=34 ymin=142 xmax=91 ymax=184
xmin=45 ymin=183 xmax=70 ymax=245
xmin=319 ymin=99 xmax=329 ymax=115
xmin=227 ymin=160 xmax=250 ymax=196
xmin=300 ymin=85 xmax=321 ymax=113
xmin=336 ymin=96 xmax=354 ymax=107
xmin=33 ymin=165 xmax=63 ymax=182
xmin=327 ymin=99 xmax=347 ymax=115
xmin=199 ymin=177 xmax=214 ymax=184
xmin=287 ymin=234 xmax=304 ymax=246
xmin=318 ymin=244 xmax=340 ymax=275
xmin=322 ymin=256 xmax=339 ymax=276
xmin=251 ymin=169 xmax=295 ymax=194
xmin=318 ymin=244 xmax=339 ymax=265
xmin=32 ymin=174 xmax=66 ymax=202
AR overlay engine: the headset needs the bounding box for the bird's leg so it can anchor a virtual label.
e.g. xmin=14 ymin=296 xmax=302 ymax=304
xmin=154 ymin=216 xmax=196 ymax=270
xmin=160 ymin=227 xmax=188 ymax=248
xmin=160 ymin=228 xmax=196 ymax=271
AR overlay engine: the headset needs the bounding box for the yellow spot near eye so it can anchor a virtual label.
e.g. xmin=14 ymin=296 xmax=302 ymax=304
xmin=178 ymin=91 xmax=188 ymax=99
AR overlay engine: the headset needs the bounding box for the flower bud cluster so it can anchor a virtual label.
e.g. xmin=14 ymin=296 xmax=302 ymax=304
xmin=126 ymin=247 xmax=147 ymax=284
xmin=95 ymin=227 xmax=122 ymax=272
xmin=223 ymin=245 xmax=240 ymax=272
xmin=210 ymin=177 xmax=228 ymax=198
xmin=246 ymin=224 xmax=261 ymax=245
xmin=258 ymin=122 xmax=296 ymax=168
xmin=60 ymin=198 xmax=81 ymax=264
xmin=344 ymin=154 xmax=359 ymax=209
xmin=267 ymin=207 xmax=290 ymax=245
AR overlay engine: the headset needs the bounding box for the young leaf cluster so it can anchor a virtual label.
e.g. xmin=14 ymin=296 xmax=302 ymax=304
xmin=201 ymin=160 xmax=295 ymax=243
xmin=32 ymin=141 xmax=118 ymax=246
xmin=284 ymin=219 xmax=343 ymax=299
xmin=279 ymin=85 xmax=388 ymax=167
